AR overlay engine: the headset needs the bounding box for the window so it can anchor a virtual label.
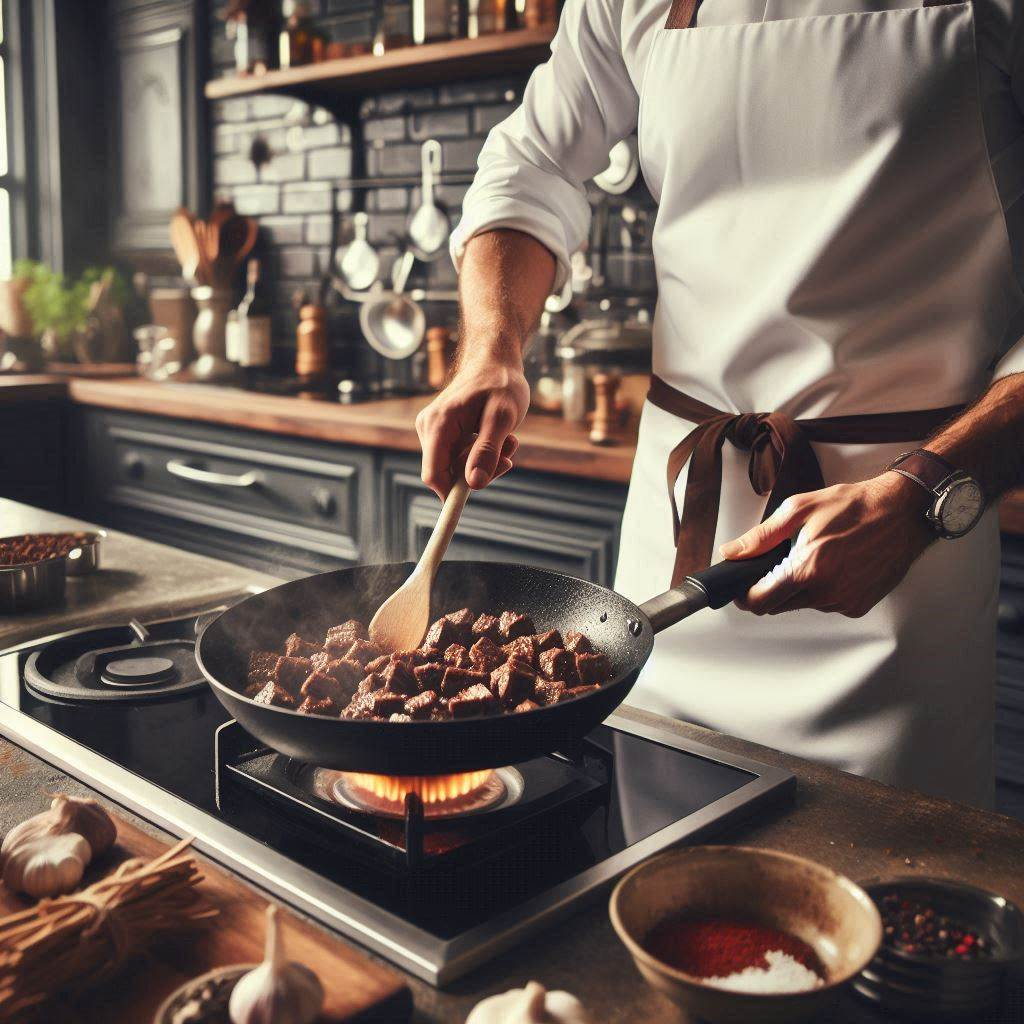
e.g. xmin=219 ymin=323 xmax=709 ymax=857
xmin=0 ymin=1 xmax=10 ymax=279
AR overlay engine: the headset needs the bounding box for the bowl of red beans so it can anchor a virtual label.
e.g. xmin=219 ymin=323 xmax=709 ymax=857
xmin=0 ymin=531 xmax=106 ymax=612
xmin=853 ymin=878 xmax=1024 ymax=1020
xmin=609 ymin=845 xmax=882 ymax=1023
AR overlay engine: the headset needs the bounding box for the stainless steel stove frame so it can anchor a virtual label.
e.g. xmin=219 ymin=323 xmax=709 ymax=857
xmin=0 ymin=631 xmax=795 ymax=987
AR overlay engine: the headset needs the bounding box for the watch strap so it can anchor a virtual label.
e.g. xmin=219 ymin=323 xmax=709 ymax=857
xmin=887 ymin=449 xmax=960 ymax=495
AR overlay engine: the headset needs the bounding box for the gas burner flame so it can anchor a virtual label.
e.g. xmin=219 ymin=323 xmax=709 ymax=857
xmin=333 ymin=768 xmax=509 ymax=818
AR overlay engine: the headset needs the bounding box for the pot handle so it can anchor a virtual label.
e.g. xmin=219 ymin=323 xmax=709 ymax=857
xmin=639 ymin=542 xmax=790 ymax=632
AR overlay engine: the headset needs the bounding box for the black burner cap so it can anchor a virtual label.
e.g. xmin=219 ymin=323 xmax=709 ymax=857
xmin=101 ymin=655 xmax=176 ymax=688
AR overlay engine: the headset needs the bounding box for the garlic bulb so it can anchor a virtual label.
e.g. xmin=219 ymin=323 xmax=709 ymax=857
xmin=2 ymin=831 xmax=91 ymax=898
xmin=1 ymin=793 xmax=116 ymax=864
xmin=466 ymin=982 xmax=593 ymax=1024
xmin=229 ymin=906 xmax=323 ymax=1024
xmin=53 ymin=794 xmax=116 ymax=857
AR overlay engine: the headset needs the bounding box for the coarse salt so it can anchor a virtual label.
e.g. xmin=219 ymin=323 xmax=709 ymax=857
xmin=705 ymin=949 xmax=825 ymax=994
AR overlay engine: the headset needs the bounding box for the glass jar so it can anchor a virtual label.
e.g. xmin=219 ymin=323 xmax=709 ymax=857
xmin=412 ymin=0 xmax=454 ymax=44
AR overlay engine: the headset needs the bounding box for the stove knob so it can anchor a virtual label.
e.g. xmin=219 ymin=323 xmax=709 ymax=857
xmin=122 ymin=451 xmax=145 ymax=479
xmin=312 ymin=487 xmax=336 ymax=518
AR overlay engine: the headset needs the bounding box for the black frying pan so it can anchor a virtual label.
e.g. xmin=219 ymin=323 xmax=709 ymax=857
xmin=197 ymin=548 xmax=784 ymax=774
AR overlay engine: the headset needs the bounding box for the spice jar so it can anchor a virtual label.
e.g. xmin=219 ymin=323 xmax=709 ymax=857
xmin=295 ymin=304 xmax=329 ymax=379
xmin=467 ymin=0 xmax=507 ymax=38
xmin=279 ymin=0 xmax=317 ymax=68
xmin=412 ymin=0 xmax=455 ymax=44
xmin=426 ymin=326 xmax=454 ymax=390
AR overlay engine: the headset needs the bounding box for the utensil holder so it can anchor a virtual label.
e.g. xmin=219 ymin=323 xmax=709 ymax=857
xmin=190 ymin=287 xmax=237 ymax=382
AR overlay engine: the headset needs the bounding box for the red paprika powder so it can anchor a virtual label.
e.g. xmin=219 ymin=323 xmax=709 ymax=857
xmin=644 ymin=915 xmax=826 ymax=980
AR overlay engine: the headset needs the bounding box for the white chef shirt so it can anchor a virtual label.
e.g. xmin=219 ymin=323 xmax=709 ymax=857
xmin=451 ymin=0 xmax=1024 ymax=380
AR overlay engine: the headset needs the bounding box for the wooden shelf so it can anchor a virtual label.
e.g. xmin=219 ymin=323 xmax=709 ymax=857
xmin=204 ymin=28 xmax=555 ymax=105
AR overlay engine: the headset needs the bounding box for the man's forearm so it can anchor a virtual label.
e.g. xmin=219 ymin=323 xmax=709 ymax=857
xmin=457 ymin=229 xmax=556 ymax=371
xmin=925 ymin=372 xmax=1024 ymax=502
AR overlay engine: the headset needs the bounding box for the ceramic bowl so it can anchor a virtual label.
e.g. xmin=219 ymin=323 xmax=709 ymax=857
xmin=152 ymin=964 xmax=252 ymax=1024
xmin=609 ymin=845 xmax=882 ymax=1024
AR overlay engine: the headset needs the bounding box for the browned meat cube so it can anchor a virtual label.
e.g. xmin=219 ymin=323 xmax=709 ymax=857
xmin=424 ymin=616 xmax=457 ymax=651
xmin=443 ymin=643 xmax=472 ymax=669
xmin=381 ymin=659 xmax=418 ymax=696
xmin=430 ymin=704 xmax=453 ymax=721
xmin=345 ymin=638 xmax=383 ymax=668
xmin=514 ymin=699 xmax=541 ymax=713
xmin=490 ymin=659 xmax=535 ymax=706
xmin=300 ymin=670 xmax=352 ymax=707
xmin=576 ymin=652 xmax=612 ymax=685
xmin=298 ymin=695 xmax=338 ymax=716
xmin=417 ymin=645 xmax=441 ymax=662
xmin=414 ymin=662 xmax=446 ymax=693
xmin=534 ymin=630 xmax=563 ymax=652
xmin=389 ymin=713 xmax=413 ymax=723
xmin=246 ymin=651 xmax=280 ymax=696
xmin=444 ymin=608 xmax=475 ymax=643
xmin=364 ymin=653 xmax=391 ymax=675
xmin=538 ymin=648 xmax=578 ymax=684
xmin=368 ymin=690 xmax=406 ymax=718
xmin=275 ymin=656 xmax=313 ymax=694
xmin=564 ymin=684 xmax=601 ymax=701
xmin=310 ymin=652 xmax=364 ymax=687
xmin=535 ymin=679 xmax=567 ymax=706
xmin=440 ymin=666 xmax=489 ymax=698
xmin=405 ymin=690 xmax=439 ymax=719
xmin=448 ymin=683 xmax=497 ymax=718
xmin=326 ymin=619 xmax=368 ymax=643
xmin=341 ymin=693 xmax=374 ymax=719
xmin=357 ymin=672 xmax=385 ymax=696
xmin=469 ymin=637 xmax=505 ymax=673
xmin=564 ymin=630 xmax=593 ymax=655
xmin=503 ymin=635 xmax=538 ymax=668
xmin=471 ymin=614 xmax=502 ymax=643
xmin=252 ymin=681 xmax=299 ymax=709
xmin=499 ymin=610 xmax=535 ymax=642
xmin=285 ymin=633 xmax=322 ymax=659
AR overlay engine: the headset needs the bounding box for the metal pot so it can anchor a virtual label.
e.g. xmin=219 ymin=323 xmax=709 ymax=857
xmin=0 ymin=554 xmax=67 ymax=614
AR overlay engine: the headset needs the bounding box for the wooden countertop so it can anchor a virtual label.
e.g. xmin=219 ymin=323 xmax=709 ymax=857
xmin=0 ymin=374 xmax=65 ymax=403
xmin=66 ymin=378 xmax=639 ymax=485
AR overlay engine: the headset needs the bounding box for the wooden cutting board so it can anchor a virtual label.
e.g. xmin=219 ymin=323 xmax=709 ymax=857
xmin=0 ymin=812 xmax=412 ymax=1024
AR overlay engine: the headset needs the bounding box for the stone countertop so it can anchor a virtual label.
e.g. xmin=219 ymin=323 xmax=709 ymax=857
xmin=2 ymin=703 xmax=1023 ymax=1023
xmin=0 ymin=499 xmax=279 ymax=651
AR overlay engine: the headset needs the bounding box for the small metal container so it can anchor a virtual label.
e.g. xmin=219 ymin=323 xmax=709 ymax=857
xmin=64 ymin=530 xmax=106 ymax=576
xmin=0 ymin=553 xmax=67 ymax=613
xmin=854 ymin=878 xmax=1024 ymax=1020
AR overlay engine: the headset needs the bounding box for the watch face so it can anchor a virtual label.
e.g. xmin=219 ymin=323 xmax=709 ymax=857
xmin=938 ymin=479 xmax=984 ymax=537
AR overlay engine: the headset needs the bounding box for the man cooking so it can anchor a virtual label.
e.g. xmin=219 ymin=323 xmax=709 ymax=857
xmin=416 ymin=0 xmax=1024 ymax=808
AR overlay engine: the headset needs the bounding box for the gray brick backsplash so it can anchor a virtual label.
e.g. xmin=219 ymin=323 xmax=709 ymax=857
xmin=437 ymin=138 xmax=483 ymax=172
xmin=368 ymin=143 xmax=423 ymax=178
xmin=365 ymin=116 xmax=407 ymax=143
xmin=305 ymin=215 xmax=333 ymax=246
xmin=258 ymin=216 xmax=305 ymax=245
xmin=215 ymin=156 xmax=258 ymax=186
xmin=214 ymin=97 xmax=251 ymax=124
xmin=233 ymin=185 xmax=280 ymax=216
xmin=282 ymin=182 xmax=333 ymax=214
xmin=410 ymin=108 xmax=470 ymax=141
xmin=368 ymin=188 xmax=410 ymax=213
xmin=335 ymin=189 xmax=354 ymax=212
xmin=261 ymin=152 xmax=306 ymax=184
xmin=295 ymin=122 xmax=346 ymax=150
xmin=439 ymin=80 xmax=522 ymax=106
xmin=249 ymin=95 xmax=298 ymax=120
xmin=278 ymin=248 xmax=318 ymax=279
xmin=367 ymin=212 xmax=410 ymax=245
xmin=308 ymin=146 xmax=354 ymax=180
xmin=213 ymin=125 xmax=241 ymax=155
xmin=473 ymin=103 xmax=517 ymax=136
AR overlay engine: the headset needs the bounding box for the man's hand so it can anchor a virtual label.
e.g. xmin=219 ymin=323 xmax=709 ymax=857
xmin=719 ymin=473 xmax=935 ymax=617
xmin=416 ymin=357 xmax=530 ymax=498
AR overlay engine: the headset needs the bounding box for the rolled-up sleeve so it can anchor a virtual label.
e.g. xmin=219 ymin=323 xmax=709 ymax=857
xmin=451 ymin=0 xmax=641 ymax=290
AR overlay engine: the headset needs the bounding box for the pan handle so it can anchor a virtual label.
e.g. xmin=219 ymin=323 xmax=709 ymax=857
xmin=639 ymin=542 xmax=790 ymax=632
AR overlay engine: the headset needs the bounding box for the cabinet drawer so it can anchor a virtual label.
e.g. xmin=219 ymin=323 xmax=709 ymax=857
xmin=80 ymin=410 xmax=375 ymax=564
xmin=380 ymin=455 xmax=627 ymax=587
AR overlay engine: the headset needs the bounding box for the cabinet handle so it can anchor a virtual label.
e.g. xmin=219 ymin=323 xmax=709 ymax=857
xmin=166 ymin=459 xmax=261 ymax=489
xmin=122 ymin=452 xmax=145 ymax=478
xmin=312 ymin=487 xmax=336 ymax=517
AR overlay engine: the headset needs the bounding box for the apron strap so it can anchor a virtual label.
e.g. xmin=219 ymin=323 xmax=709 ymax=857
xmin=666 ymin=0 xmax=961 ymax=30
xmin=646 ymin=376 xmax=964 ymax=587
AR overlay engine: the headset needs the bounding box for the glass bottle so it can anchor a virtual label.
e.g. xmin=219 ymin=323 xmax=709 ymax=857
xmin=412 ymin=0 xmax=454 ymax=45
xmin=279 ymin=0 xmax=316 ymax=69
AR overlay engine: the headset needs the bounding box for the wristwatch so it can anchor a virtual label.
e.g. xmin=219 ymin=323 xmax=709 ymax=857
xmin=886 ymin=450 xmax=985 ymax=539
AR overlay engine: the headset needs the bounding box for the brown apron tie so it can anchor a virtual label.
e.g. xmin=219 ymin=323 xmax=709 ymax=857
xmin=666 ymin=0 xmax=960 ymax=29
xmin=646 ymin=376 xmax=964 ymax=587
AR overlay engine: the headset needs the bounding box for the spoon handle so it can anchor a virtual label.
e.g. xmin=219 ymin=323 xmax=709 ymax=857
xmin=419 ymin=477 xmax=470 ymax=580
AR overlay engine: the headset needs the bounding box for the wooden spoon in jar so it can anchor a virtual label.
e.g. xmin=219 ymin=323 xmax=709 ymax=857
xmin=369 ymin=477 xmax=470 ymax=652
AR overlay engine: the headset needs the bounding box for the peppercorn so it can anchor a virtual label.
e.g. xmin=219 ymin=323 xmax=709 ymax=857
xmin=878 ymin=893 xmax=992 ymax=962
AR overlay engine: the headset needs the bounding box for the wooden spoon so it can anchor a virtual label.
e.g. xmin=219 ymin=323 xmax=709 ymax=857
xmin=369 ymin=478 xmax=470 ymax=652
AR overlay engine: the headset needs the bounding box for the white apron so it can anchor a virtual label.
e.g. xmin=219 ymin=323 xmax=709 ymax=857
xmin=615 ymin=0 xmax=1023 ymax=807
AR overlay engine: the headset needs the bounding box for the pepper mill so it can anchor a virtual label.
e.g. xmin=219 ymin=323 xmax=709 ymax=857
xmin=296 ymin=304 xmax=329 ymax=378
xmin=426 ymin=325 xmax=453 ymax=390
xmin=589 ymin=371 xmax=622 ymax=446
